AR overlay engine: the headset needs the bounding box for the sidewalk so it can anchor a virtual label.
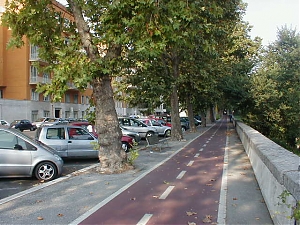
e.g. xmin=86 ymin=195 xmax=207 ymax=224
xmin=0 ymin=121 xmax=273 ymax=224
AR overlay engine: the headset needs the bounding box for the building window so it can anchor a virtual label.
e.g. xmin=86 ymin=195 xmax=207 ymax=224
xmin=44 ymin=111 xmax=50 ymax=117
xmin=31 ymin=110 xmax=38 ymax=122
xmin=65 ymin=93 xmax=70 ymax=103
xmin=30 ymin=45 xmax=39 ymax=60
xmin=74 ymin=94 xmax=78 ymax=104
xmin=0 ymin=90 xmax=3 ymax=99
xmin=30 ymin=66 xmax=38 ymax=83
xmin=81 ymin=95 xmax=84 ymax=104
xmin=86 ymin=96 xmax=89 ymax=104
xmin=31 ymin=89 xmax=39 ymax=101
xmin=43 ymin=72 xmax=50 ymax=83
xmin=65 ymin=111 xmax=70 ymax=118
xmin=74 ymin=111 xmax=78 ymax=119
xmin=43 ymin=95 xmax=50 ymax=102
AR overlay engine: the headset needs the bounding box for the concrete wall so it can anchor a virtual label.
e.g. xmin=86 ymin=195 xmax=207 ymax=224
xmin=235 ymin=121 xmax=300 ymax=225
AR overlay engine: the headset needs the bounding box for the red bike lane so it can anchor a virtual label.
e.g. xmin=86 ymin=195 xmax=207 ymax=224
xmin=79 ymin=119 xmax=227 ymax=225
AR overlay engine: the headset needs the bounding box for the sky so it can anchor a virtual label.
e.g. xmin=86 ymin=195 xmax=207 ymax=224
xmin=243 ymin=0 xmax=300 ymax=46
xmin=58 ymin=0 xmax=300 ymax=46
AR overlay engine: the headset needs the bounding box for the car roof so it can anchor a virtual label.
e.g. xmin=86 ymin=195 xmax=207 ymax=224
xmin=40 ymin=125 xmax=85 ymax=129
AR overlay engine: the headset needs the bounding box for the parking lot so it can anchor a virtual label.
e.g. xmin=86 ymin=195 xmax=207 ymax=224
xmin=0 ymin=129 xmax=151 ymax=200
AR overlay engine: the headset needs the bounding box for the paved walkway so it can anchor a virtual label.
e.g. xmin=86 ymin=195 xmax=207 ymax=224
xmin=0 ymin=118 xmax=273 ymax=224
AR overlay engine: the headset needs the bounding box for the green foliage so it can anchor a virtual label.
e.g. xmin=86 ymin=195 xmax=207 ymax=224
xmin=246 ymin=26 xmax=300 ymax=150
xmin=127 ymin=144 xmax=139 ymax=166
xmin=278 ymin=190 xmax=300 ymax=221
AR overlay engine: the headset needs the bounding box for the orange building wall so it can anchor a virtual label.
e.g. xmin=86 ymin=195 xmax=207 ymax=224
xmin=2 ymin=30 xmax=30 ymax=100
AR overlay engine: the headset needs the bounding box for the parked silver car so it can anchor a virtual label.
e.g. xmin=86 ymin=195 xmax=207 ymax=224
xmin=120 ymin=125 xmax=141 ymax=143
xmin=118 ymin=117 xmax=158 ymax=139
xmin=138 ymin=118 xmax=171 ymax=137
xmin=35 ymin=125 xmax=99 ymax=158
xmin=0 ymin=128 xmax=63 ymax=181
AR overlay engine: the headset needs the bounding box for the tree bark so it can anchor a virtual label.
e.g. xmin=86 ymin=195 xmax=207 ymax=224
xmin=92 ymin=75 xmax=129 ymax=173
xmin=68 ymin=0 xmax=129 ymax=173
xmin=169 ymin=51 xmax=183 ymax=141
xmin=186 ymin=92 xmax=197 ymax=133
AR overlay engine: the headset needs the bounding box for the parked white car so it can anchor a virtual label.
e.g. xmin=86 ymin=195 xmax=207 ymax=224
xmin=138 ymin=118 xmax=171 ymax=137
xmin=0 ymin=120 xmax=10 ymax=127
xmin=118 ymin=117 xmax=158 ymax=139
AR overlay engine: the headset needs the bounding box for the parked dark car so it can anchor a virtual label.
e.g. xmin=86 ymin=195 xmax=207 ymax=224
xmin=10 ymin=119 xmax=37 ymax=132
xmin=163 ymin=116 xmax=190 ymax=132
xmin=0 ymin=128 xmax=63 ymax=181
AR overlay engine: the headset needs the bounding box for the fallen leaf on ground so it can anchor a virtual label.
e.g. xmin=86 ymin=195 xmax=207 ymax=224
xmin=206 ymin=183 xmax=213 ymax=186
xmin=202 ymin=215 xmax=212 ymax=223
xmin=37 ymin=217 xmax=44 ymax=220
xmin=152 ymin=195 xmax=159 ymax=198
xmin=186 ymin=211 xmax=197 ymax=216
xmin=188 ymin=222 xmax=196 ymax=225
xmin=130 ymin=197 xmax=136 ymax=200
xmin=57 ymin=214 xmax=64 ymax=217
xmin=233 ymin=197 xmax=238 ymax=200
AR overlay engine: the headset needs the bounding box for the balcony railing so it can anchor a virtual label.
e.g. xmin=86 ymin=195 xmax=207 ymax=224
xmin=29 ymin=76 xmax=52 ymax=84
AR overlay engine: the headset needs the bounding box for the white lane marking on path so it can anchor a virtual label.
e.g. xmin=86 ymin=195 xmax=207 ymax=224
xmin=137 ymin=214 xmax=153 ymax=225
xmin=194 ymin=153 xmax=200 ymax=158
xmin=187 ymin=161 xmax=194 ymax=166
xmin=206 ymin=141 xmax=210 ymax=144
xmin=217 ymin=124 xmax=229 ymax=225
xmin=203 ymin=144 xmax=207 ymax=147
xmin=199 ymin=148 xmax=204 ymax=151
xmin=176 ymin=171 xmax=186 ymax=179
xmin=159 ymin=186 xmax=175 ymax=199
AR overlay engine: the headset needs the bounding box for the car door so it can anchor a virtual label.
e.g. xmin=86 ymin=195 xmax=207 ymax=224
xmin=0 ymin=130 xmax=32 ymax=176
xmin=66 ymin=127 xmax=98 ymax=158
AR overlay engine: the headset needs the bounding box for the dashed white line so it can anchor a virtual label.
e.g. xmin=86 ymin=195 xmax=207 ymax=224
xmin=176 ymin=171 xmax=186 ymax=179
xmin=199 ymin=148 xmax=204 ymax=151
xmin=194 ymin=153 xmax=200 ymax=158
xmin=137 ymin=214 xmax=153 ymax=225
xmin=159 ymin=186 xmax=175 ymax=199
xmin=203 ymin=144 xmax=207 ymax=147
xmin=187 ymin=161 xmax=194 ymax=166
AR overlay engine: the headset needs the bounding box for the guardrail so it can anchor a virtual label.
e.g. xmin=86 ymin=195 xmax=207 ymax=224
xmin=234 ymin=120 xmax=300 ymax=225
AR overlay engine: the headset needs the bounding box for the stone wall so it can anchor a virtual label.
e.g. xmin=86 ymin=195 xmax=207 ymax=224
xmin=235 ymin=121 xmax=300 ymax=225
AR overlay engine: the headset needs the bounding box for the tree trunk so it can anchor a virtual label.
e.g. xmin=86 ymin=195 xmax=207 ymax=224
xmin=92 ymin=75 xmax=130 ymax=173
xmin=201 ymin=112 xmax=206 ymax=127
xmin=186 ymin=95 xmax=197 ymax=132
xmin=68 ymin=0 xmax=129 ymax=173
xmin=169 ymin=51 xmax=183 ymax=141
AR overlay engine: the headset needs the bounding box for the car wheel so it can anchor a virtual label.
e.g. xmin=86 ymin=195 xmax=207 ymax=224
xmin=165 ymin=129 xmax=171 ymax=137
xmin=30 ymin=127 xmax=35 ymax=131
xmin=122 ymin=142 xmax=130 ymax=153
xmin=34 ymin=162 xmax=57 ymax=181
xmin=18 ymin=128 xmax=23 ymax=132
xmin=146 ymin=131 xmax=154 ymax=137
xmin=181 ymin=126 xmax=186 ymax=132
